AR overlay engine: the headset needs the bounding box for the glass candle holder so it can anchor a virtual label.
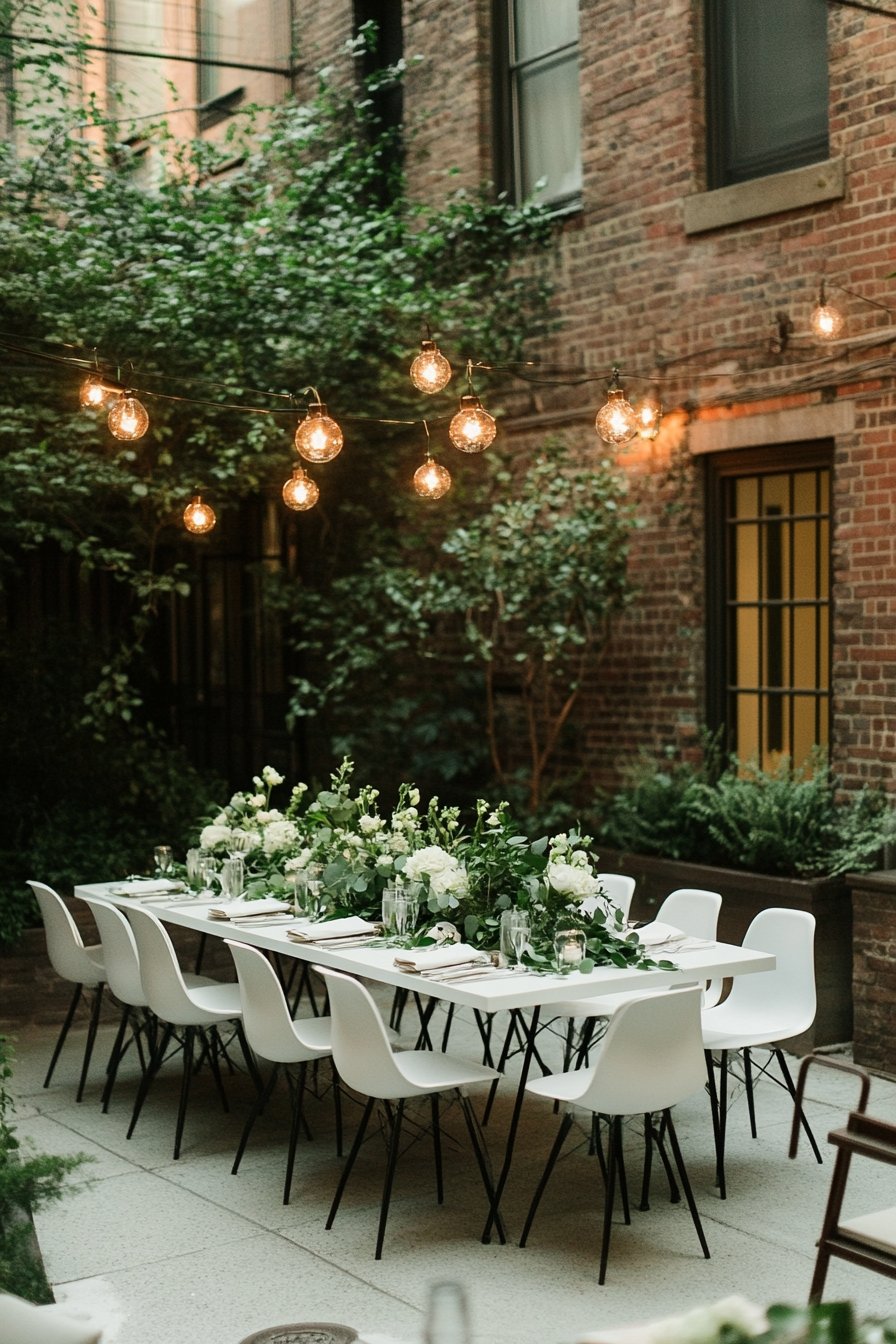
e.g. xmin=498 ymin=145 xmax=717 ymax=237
xmin=554 ymin=927 xmax=587 ymax=970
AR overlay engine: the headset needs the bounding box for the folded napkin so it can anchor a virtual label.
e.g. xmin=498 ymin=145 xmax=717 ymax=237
xmin=635 ymin=920 xmax=688 ymax=948
xmin=393 ymin=943 xmax=489 ymax=973
xmin=287 ymin=916 xmax=379 ymax=943
xmin=208 ymin=897 xmax=292 ymax=921
xmin=109 ymin=878 xmax=184 ymax=896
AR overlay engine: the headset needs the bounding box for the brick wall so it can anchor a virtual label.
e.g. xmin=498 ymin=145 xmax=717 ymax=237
xmin=850 ymin=872 xmax=896 ymax=1077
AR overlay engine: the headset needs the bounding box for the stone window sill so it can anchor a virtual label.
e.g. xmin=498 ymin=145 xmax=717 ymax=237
xmin=683 ymin=157 xmax=845 ymax=235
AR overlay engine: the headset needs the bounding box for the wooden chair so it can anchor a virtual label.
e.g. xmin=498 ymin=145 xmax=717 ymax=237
xmin=791 ymin=1054 xmax=896 ymax=1303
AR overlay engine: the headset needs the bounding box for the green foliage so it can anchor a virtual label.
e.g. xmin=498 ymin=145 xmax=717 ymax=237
xmin=282 ymin=441 xmax=635 ymax=812
xmin=595 ymin=746 xmax=895 ymax=879
xmin=0 ymin=1036 xmax=90 ymax=1302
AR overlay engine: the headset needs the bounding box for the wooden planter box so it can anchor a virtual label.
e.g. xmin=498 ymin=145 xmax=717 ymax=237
xmin=847 ymin=869 xmax=896 ymax=1078
xmin=597 ymin=848 xmax=852 ymax=1053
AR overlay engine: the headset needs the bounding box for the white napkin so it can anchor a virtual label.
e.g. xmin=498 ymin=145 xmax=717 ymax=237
xmin=208 ymin=897 xmax=292 ymax=921
xmin=109 ymin=879 xmax=183 ymax=896
xmin=394 ymin=943 xmax=489 ymax=973
xmin=635 ymin=920 xmax=715 ymax=952
xmin=286 ymin=916 xmax=378 ymax=943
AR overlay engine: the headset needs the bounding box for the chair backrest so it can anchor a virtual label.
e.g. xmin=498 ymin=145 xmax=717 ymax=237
xmin=596 ymin=873 xmax=636 ymax=922
xmin=79 ymin=896 xmax=146 ymax=1007
xmin=570 ymin=985 xmax=706 ymax=1116
xmin=125 ymin=905 xmax=213 ymax=1025
xmin=315 ymin=967 xmax=413 ymax=1098
xmin=657 ymin=887 xmax=722 ymax=940
xmin=27 ymin=881 xmax=104 ymax=987
xmin=225 ymin=939 xmax=324 ymax=1063
xmin=721 ymin=906 xmax=816 ymax=1037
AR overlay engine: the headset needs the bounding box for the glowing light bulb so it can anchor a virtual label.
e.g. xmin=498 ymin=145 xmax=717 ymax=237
xmin=282 ymin=464 xmax=320 ymax=511
xmin=183 ymin=494 xmax=216 ymax=535
xmin=413 ymin=455 xmax=452 ymax=499
xmin=636 ymin=392 xmax=663 ymax=440
xmin=595 ymin=387 xmax=638 ymax=445
xmin=410 ymin=340 xmax=452 ymax=394
xmin=79 ymin=373 xmax=118 ymax=409
xmin=294 ymin=402 xmax=343 ymax=463
xmin=809 ymin=302 xmax=845 ymax=341
xmin=108 ymin=392 xmax=149 ymax=441
xmin=448 ymin=394 xmax=497 ymax=454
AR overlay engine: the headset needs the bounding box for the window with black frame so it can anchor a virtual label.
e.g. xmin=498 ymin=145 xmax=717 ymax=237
xmin=705 ymin=0 xmax=829 ymax=188
xmin=493 ymin=0 xmax=582 ymax=208
xmin=706 ymin=446 xmax=832 ymax=769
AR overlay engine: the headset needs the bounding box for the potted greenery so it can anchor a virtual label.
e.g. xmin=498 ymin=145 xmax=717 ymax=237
xmin=590 ymin=747 xmax=895 ymax=1050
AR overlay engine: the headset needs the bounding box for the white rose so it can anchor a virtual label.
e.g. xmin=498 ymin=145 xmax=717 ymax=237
xmin=547 ymin=860 xmax=601 ymax=901
xmin=359 ymin=814 xmax=382 ymax=834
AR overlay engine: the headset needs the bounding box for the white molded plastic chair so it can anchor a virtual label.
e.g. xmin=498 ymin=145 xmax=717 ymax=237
xmin=79 ymin=895 xmax=218 ymax=1114
xmin=0 ymin=1291 xmax=104 ymax=1344
xmin=225 ymin=938 xmax=340 ymax=1204
xmin=124 ymin=905 xmax=259 ymax=1159
xmin=594 ymin=872 xmax=637 ymax=923
xmin=317 ymin=966 xmax=503 ymax=1259
xmin=552 ymin=887 xmax=723 ymax=1064
xmin=520 ymin=985 xmax=710 ymax=1283
xmin=28 ymin=881 xmax=107 ymax=1103
xmin=702 ymin=906 xmax=821 ymax=1199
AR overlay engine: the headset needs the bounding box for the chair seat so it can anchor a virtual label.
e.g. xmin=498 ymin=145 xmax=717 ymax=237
xmin=839 ymin=1207 xmax=896 ymax=1254
xmin=526 ymin=1066 xmax=593 ymax=1104
xmin=702 ymin=1011 xmax=812 ymax=1051
xmin=187 ymin=981 xmax=243 ymax=1022
xmin=391 ymin=1049 xmax=499 ymax=1097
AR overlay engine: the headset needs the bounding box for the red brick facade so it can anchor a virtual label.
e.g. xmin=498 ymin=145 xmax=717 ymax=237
xmin=293 ymin=1 xmax=896 ymax=797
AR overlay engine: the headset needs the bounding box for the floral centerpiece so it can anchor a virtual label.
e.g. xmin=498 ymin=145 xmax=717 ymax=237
xmin=191 ymin=759 xmax=668 ymax=973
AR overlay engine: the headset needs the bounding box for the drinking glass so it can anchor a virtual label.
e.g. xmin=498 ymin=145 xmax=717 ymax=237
xmin=153 ymin=845 xmax=173 ymax=877
xmin=392 ymin=890 xmax=420 ymax=945
xmin=423 ymin=1282 xmax=470 ymax=1344
xmin=381 ymin=885 xmax=398 ymax=939
xmin=553 ymin=927 xmax=587 ymax=971
xmin=220 ymin=856 xmax=245 ymax=900
xmin=185 ymin=848 xmax=203 ymax=888
xmin=503 ymin=909 xmax=530 ymax=965
xmin=197 ymin=853 xmax=219 ymax=894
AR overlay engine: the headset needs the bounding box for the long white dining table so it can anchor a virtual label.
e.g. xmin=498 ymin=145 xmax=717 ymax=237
xmin=75 ymin=881 xmax=775 ymax=1239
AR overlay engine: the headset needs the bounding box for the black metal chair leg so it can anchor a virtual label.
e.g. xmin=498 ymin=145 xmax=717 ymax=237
xmin=101 ymin=1004 xmax=131 ymax=1113
xmin=640 ymin=1112 xmax=654 ymax=1211
xmin=283 ymin=1062 xmax=307 ymax=1205
xmin=744 ymin=1047 xmax=757 ymax=1137
xmin=204 ymin=1028 xmax=230 ymax=1113
xmin=652 ymin=1110 xmax=681 ymax=1204
xmin=375 ymin=1098 xmax=405 ymax=1260
xmin=44 ymin=982 xmax=83 ymax=1090
xmin=173 ymin=1027 xmax=196 ymax=1160
xmin=598 ymin=1116 xmax=620 ymax=1285
xmin=614 ymin=1115 xmax=631 ymax=1225
xmin=232 ymin=1064 xmax=280 ymax=1175
xmin=127 ymin=1022 xmax=172 ymax=1138
xmin=664 ymin=1109 xmax=710 ymax=1259
xmin=704 ymin=1048 xmax=728 ymax=1200
xmin=776 ymin=1049 xmax=823 ymax=1163
xmin=332 ymin=1069 xmax=344 ymax=1156
xmin=327 ymin=1096 xmax=375 ymax=1229
xmin=519 ymin=1111 xmax=573 ymax=1246
xmin=76 ymin=983 xmax=105 ymax=1102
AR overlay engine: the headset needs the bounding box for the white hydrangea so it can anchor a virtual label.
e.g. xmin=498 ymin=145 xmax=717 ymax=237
xmin=359 ymin=814 xmax=383 ymax=835
xmin=262 ymin=819 xmax=299 ymax=855
xmin=256 ymin=809 xmax=284 ymax=825
xmin=262 ymin=765 xmax=285 ymax=787
xmin=404 ymin=846 xmax=468 ymax=898
xmin=200 ymin=824 xmax=232 ymax=851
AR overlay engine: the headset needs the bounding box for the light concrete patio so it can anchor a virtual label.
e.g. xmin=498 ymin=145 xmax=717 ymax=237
xmin=6 ymin=994 xmax=896 ymax=1344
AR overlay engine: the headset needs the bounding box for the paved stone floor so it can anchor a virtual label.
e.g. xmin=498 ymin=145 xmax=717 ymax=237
xmin=6 ymin=991 xmax=896 ymax=1344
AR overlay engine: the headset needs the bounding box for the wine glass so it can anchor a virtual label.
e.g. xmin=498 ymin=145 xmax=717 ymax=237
xmin=197 ymin=853 xmax=219 ymax=895
xmin=507 ymin=910 xmax=530 ymax=966
xmin=153 ymin=845 xmax=173 ymax=877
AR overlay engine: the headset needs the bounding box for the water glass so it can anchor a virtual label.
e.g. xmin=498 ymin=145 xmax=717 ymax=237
xmin=392 ymin=890 xmax=420 ymax=944
xmin=153 ymin=845 xmax=173 ymax=877
xmin=197 ymin=853 xmax=219 ymax=894
xmin=500 ymin=909 xmax=530 ymax=965
xmin=381 ymin=885 xmax=398 ymax=938
xmin=553 ymin=927 xmax=587 ymax=971
xmin=220 ymin=855 xmax=245 ymax=900
xmin=293 ymin=873 xmax=324 ymax=920
xmin=423 ymin=1281 xmax=470 ymax=1344
xmin=185 ymin=848 xmax=204 ymax=888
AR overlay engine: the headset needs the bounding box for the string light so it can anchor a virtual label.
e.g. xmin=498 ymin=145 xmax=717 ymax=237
xmin=449 ymin=363 xmax=497 ymax=453
xmin=809 ymin=280 xmax=845 ymax=341
xmin=635 ymin=389 xmax=663 ymax=440
xmin=79 ymin=372 xmax=120 ymax=409
xmin=409 ymin=339 xmax=452 ymax=394
xmin=412 ymin=422 xmax=451 ymax=498
xmin=294 ymin=394 xmax=343 ymax=463
xmin=595 ymin=369 xmax=638 ymax=445
xmin=183 ymin=494 xmax=216 ymax=534
xmin=108 ymin=390 xmax=150 ymax=440
xmin=282 ymin=463 xmax=320 ymax=511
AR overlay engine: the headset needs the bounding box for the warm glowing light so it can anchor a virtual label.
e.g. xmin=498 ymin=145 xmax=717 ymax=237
xmin=294 ymin=402 xmax=343 ymax=463
xmin=595 ymin=387 xmax=638 ymax=445
xmin=108 ymin=392 xmax=149 ymax=441
xmin=79 ymin=373 xmax=119 ymax=409
xmin=282 ymin=464 xmax=320 ymax=511
xmin=636 ymin=392 xmax=663 ymax=440
xmin=410 ymin=340 xmax=452 ymax=394
xmin=448 ymin=394 xmax=497 ymax=453
xmin=183 ymin=494 xmax=216 ymax=534
xmin=413 ymin=455 xmax=452 ymax=499
xmin=809 ymin=302 xmax=845 ymax=341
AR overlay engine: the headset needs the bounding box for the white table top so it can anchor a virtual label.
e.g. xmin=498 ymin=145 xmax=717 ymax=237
xmin=75 ymin=882 xmax=775 ymax=1015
